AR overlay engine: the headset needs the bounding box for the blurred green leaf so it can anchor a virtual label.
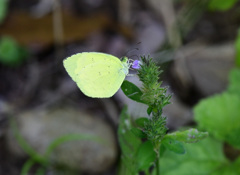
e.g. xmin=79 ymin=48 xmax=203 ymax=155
xmin=210 ymin=156 xmax=240 ymax=175
xmin=159 ymin=144 xmax=166 ymax=156
xmin=121 ymin=80 xmax=146 ymax=104
xmin=0 ymin=0 xmax=8 ymax=24
xmin=131 ymin=128 xmax=147 ymax=139
xmin=118 ymin=107 xmax=141 ymax=155
xmin=159 ymin=137 xmax=229 ymax=175
xmin=208 ymin=0 xmax=238 ymax=11
xmin=194 ymin=92 xmax=240 ymax=149
xmin=227 ymin=68 xmax=240 ymax=96
xmin=162 ymin=138 xmax=185 ymax=154
xmin=118 ymin=107 xmax=141 ymax=175
xmin=135 ymin=117 xmax=148 ymax=128
xmin=164 ymin=128 xmax=208 ymax=144
xmin=21 ymin=159 xmax=36 ymax=175
xmin=131 ymin=127 xmax=147 ymax=139
xmin=136 ymin=141 xmax=156 ymax=171
xmin=235 ymin=29 xmax=240 ymax=67
xmin=147 ymin=106 xmax=152 ymax=115
xmin=0 ymin=36 xmax=28 ymax=67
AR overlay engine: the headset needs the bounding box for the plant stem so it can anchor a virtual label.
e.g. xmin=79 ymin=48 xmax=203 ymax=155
xmin=156 ymin=154 xmax=160 ymax=175
xmin=156 ymin=158 xmax=160 ymax=175
xmin=154 ymin=147 xmax=160 ymax=175
xmin=53 ymin=0 xmax=65 ymax=60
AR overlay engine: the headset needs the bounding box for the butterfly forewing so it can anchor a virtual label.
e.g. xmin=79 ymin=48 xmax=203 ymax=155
xmin=76 ymin=62 xmax=126 ymax=97
xmin=63 ymin=52 xmax=128 ymax=98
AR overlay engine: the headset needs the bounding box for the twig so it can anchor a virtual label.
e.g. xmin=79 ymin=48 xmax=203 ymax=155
xmin=53 ymin=0 xmax=65 ymax=60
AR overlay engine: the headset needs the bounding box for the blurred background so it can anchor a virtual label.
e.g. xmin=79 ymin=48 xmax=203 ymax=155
xmin=0 ymin=0 xmax=239 ymax=174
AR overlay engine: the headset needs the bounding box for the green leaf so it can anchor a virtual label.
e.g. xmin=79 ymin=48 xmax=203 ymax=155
xmin=164 ymin=128 xmax=208 ymax=144
xmin=235 ymin=29 xmax=240 ymax=67
xmin=136 ymin=141 xmax=156 ymax=171
xmin=0 ymin=36 xmax=28 ymax=67
xmin=208 ymin=0 xmax=238 ymax=11
xmin=118 ymin=107 xmax=141 ymax=174
xmin=121 ymin=80 xmax=146 ymax=104
xmin=135 ymin=117 xmax=148 ymax=128
xmin=159 ymin=137 xmax=229 ymax=175
xmin=159 ymin=144 xmax=166 ymax=156
xmin=147 ymin=106 xmax=152 ymax=115
xmin=227 ymin=68 xmax=240 ymax=96
xmin=0 ymin=0 xmax=8 ymax=24
xmin=194 ymin=92 xmax=240 ymax=149
xmin=118 ymin=159 xmax=135 ymax=175
xmin=118 ymin=107 xmax=141 ymax=157
xmin=131 ymin=127 xmax=147 ymax=139
xmin=231 ymin=157 xmax=240 ymax=174
xmin=161 ymin=138 xmax=185 ymax=154
xmin=21 ymin=159 xmax=36 ymax=175
xmin=211 ymin=156 xmax=240 ymax=175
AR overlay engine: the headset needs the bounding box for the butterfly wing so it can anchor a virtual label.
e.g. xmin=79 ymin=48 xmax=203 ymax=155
xmin=63 ymin=52 xmax=121 ymax=82
xmin=63 ymin=52 xmax=128 ymax=98
xmin=76 ymin=61 xmax=126 ymax=98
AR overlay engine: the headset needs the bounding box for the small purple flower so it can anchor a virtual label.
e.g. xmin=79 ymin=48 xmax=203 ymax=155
xmin=132 ymin=60 xmax=141 ymax=69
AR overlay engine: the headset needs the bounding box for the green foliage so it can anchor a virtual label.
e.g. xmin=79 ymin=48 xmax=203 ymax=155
xmin=194 ymin=92 xmax=240 ymax=149
xmin=121 ymin=80 xmax=146 ymax=104
xmin=210 ymin=157 xmax=240 ymax=175
xmin=137 ymin=56 xmax=171 ymax=109
xmin=118 ymin=56 xmax=208 ymax=175
xmin=161 ymin=138 xmax=185 ymax=154
xmin=182 ymin=67 xmax=240 ymax=175
xmin=208 ymin=0 xmax=238 ymax=11
xmin=164 ymin=128 xmax=209 ymax=144
xmin=0 ymin=36 xmax=28 ymax=67
xmin=118 ymin=107 xmax=141 ymax=157
xmin=118 ymin=107 xmax=153 ymax=175
xmin=194 ymin=68 xmax=240 ymax=150
xmin=0 ymin=0 xmax=8 ymax=24
xmin=134 ymin=117 xmax=149 ymax=128
xmin=161 ymin=128 xmax=208 ymax=155
xmin=235 ymin=29 xmax=240 ymax=67
xmin=159 ymin=137 xmax=230 ymax=175
xmin=137 ymin=56 xmax=171 ymax=148
xmin=136 ymin=141 xmax=156 ymax=171
xmin=144 ymin=114 xmax=168 ymax=148
xmin=131 ymin=127 xmax=147 ymax=139
xmin=227 ymin=68 xmax=240 ymax=95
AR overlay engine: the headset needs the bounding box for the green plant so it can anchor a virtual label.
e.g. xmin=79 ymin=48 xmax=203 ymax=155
xmin=178 ymin=68 xmax=240 ymax=174
xmin=194 ymin=68 xmax=240 ymax=147
xmin=0 ymin=36 xmax=29 ymax=67
xmin=118 ymin=56 xmax=208 ymax=175
xmin=0 ymin=0 xmax=8 ymax=24
xmin=153 ymin=24 xmax=240 ymax=174
xmin=235 ymin=29 xmax=240 ymax=68
xmin=208 ymin=0 xmax=238 ymax=11
xmin=155 ymin=65 xmax=240 ymax=174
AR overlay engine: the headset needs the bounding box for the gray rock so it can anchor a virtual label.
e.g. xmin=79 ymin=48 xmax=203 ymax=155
xmin=7 ymin=107 xmax=117 ymax=173
xmin=172 ymin=43 xmax=235 ymax=96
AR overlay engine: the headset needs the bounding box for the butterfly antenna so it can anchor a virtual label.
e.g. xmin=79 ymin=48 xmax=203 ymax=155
xmin=128 ymin=54 xmax=139 ymax=60
xmin=124 ymin=47 xmax=139 ymax=56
